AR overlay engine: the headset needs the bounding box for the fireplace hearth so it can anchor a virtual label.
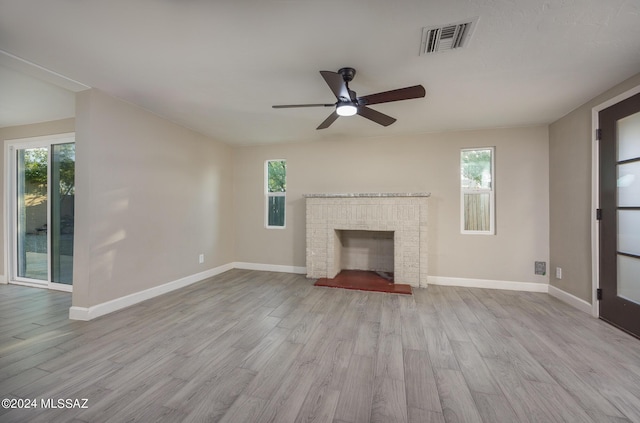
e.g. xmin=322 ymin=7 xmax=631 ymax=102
xmin=314 ymin=270 xmax=412 ymax=295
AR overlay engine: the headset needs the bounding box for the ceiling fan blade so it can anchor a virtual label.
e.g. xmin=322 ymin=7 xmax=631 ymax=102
xmin=358 ymin=85 xmax=426 ymax=106
xmin=273 ymin=103 xmax=334 ymax=108
xmin=320 ymin=71 xmax=350 ymax=100
xmin=317 ymin=111 xmax=339 ymax=129
xmin=357 ymin=106 xmax=396 ymax=127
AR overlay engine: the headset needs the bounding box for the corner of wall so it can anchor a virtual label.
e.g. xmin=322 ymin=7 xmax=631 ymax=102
xmin=548 ymin=284 xmax=592 ymax=314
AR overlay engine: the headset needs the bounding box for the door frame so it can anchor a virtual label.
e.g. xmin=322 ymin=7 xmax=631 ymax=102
xmin=591 ymin=85 xmax=640 ymax=317
xmin=3 ymin=132 xmax=75 ymax=292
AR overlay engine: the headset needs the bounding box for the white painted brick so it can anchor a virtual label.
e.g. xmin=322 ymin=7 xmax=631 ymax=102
xmin=305 ymin=195 xmax=428 ymax=280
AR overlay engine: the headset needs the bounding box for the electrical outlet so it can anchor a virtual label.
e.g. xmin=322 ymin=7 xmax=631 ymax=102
xmin=199 ymin=254 xmax=204 ymax=264
xmin=556 ymin=267 xmax=562 ymax=279
xmin=535 ymin=261 xmax=546 ymax=276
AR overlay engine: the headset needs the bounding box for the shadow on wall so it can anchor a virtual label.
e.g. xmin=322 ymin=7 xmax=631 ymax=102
xmin=90 ymin=187 xmax=130 ymax=294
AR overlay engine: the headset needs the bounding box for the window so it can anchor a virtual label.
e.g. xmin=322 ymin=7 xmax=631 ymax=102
xmin=266 ymin=160 xmax=286 ymax=228
xmin=461 ymin=147 xmax=494 ymax=234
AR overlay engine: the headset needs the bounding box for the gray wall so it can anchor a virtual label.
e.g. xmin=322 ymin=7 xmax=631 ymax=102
xmin=549 ymin=72 xmax=640 ymax=302
xmin=72 ymin=89 xmax=235 ymax=307
xmin=234 ymin=126 xmax=550 ymax=285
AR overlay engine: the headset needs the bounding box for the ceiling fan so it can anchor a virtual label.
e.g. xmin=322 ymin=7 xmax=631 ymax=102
xmin=272 ymin=67 xmax=426 ymax=130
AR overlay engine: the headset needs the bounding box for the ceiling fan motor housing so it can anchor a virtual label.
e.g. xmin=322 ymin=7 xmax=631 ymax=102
xmin=338 ymin=67 xmax=356 ymax=82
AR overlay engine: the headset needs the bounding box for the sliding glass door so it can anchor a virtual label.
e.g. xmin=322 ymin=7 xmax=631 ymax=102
xmin=51 ymin=143 xmax=75 ymax=285
xmin=16 ymin=147 xmax=49 ymax=280
xmin=8 ymin=134 xmax=75 ymax=291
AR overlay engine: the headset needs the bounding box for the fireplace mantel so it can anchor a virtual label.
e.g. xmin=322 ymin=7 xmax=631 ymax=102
xmin=303 ymin=192 xmax=430 ymax=198
xmin=305 ymin=193 xmax=429 ymax=287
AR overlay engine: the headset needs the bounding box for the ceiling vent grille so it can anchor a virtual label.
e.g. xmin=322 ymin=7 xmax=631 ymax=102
xmin=420 ymin=18 xmax=478 ymax=55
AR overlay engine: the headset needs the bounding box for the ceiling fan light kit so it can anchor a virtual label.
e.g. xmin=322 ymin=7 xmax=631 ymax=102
xmin=336 ymin=103 xmax=357 ymax=116
xmin=272 ymin=67 xmax=426 ymax=129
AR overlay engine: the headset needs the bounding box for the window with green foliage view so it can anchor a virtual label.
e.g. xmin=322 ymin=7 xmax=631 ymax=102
xmin=461 ymin=148 xmax=494 ymax=234
xmin=266 ymin=160 xmax=286 ymax=227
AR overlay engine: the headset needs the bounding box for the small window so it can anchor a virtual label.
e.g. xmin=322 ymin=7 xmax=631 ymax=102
xmin=266 ymin=160 xmax=286 ymax=228
xmin=461 ymin=147 xmax=494 ymax=234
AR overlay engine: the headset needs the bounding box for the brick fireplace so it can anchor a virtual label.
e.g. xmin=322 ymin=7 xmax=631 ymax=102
xmin=304 ymin=193 xmax=429 ymax=287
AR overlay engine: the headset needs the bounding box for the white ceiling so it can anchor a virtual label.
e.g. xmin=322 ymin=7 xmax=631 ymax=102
xmin=1 ymin=0 xmax=639 ymax=145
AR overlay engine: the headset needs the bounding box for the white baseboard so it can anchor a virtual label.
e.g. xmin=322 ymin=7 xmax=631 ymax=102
xmin=548 ymin=284 xmax=592 ymax=314
xmin=69 ymin=262 xmax=235 ymax=321
xmin=233 ymin=262 xmax=307 ymax=274
xmin=0 ymin=274 xmax=6 ymax=284
xmin=67 ymin=262 xmax=306 ymax=321
xmin=428 ymin=275 xmax=549 ymax=293
xmin=67 ymin=264 xmax=574 ymax=321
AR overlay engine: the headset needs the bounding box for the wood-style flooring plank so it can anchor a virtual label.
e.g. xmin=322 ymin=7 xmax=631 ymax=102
xmin=450 ymin=339 xmax=502 ymax=395
xmin=0 ymin=347 xmax=65 ymax=383
xmin=433 ymin=367 xmax=483 ymax=423
xmin=102 ymin=376 xmax=187 ymax=423
xmin=293 ymin=384 xmax=339 ymax=423
xmin=218 ymin=394 xmax=268 ymax=423
xmin=526 ymin=379 xmax=596 ymax=423
xmin=0 ymin=367 xmax=50 ymax=398
xmin=403 ymin=349 xmax=441 ymax=413
xmin=484 ymin=357 xmax=560 ymax=423
xmin=178 ymin=367 xmax=256 ymax=423
xmin=240 ymin=326 xmax=290 ymax=372
xmin=471 ymin=392 xmax=521 ymax=423
xmin=353 ymin=321 xmax=380 ymax=358
xmin=375 ymin=333 xmax=404 ymax=381
xmin=1 ymin=270 xmax=640 ymax=423
xmin=400 ymin=311 xmax=428 ymax=351
xmin=253 ymin=359 xmax=317 ymax=423
xmin=379 ymin=295 xmax=402 ymax=336
xmin=423 ymin=326 xmax=460 ymax=370
xmin=244 ymin=340 xmax=303 ymax=400
xmin=334 ymin=354 xmax=374 ymax=423
xmin=408 ymin=408 xmax=445 ymax=423
xmin=580 ymin=370 xmax=640 ymax=423
xmin=538 ymin=357 xmax=627 ymax=419
xmin=370 ymin=377 xmax=408 ymax=423
xmin=297 ymin=322 xmax=333 ymax=366
xmin=313 ymin=337 xmax=354 ymax=392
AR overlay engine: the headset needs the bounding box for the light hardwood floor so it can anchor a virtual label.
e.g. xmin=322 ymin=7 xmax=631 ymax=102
xmin=1 ymin=269 xmax=640 ymax=423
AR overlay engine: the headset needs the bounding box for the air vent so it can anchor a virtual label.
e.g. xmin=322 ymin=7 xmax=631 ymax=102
xmin=420 ymin=18 xmax=478 ymax=55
